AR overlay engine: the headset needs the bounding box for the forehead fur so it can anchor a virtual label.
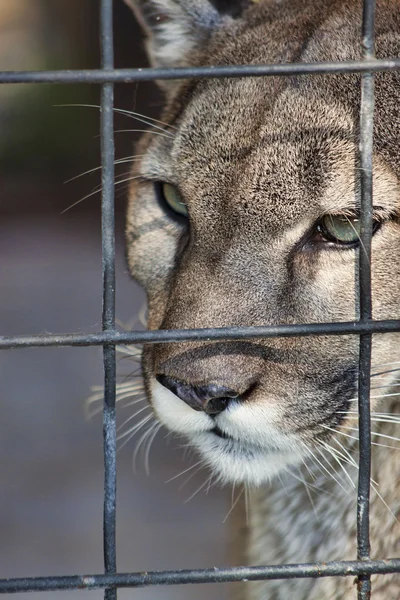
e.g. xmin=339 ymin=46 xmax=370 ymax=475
xmin=159 ymin=0 xmax=400 ymax=186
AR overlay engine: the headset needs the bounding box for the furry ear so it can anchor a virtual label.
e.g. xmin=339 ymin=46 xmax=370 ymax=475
xmin=125 ymin=0 xmax=224 ymax=70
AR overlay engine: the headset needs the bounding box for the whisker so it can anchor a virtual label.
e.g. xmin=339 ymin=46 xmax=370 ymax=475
xmin=321 ymin=424 xmax=400 ymax=450
xmin=115 ymin=381 xmax=144 ymax=393
xmin=144 ymin=423 xmax=162 ymax=475
xmin=132 ymin=422 xmax=155 ymax=471
xmin=116 ymin=405 xmax=150 ymax=434
xmin=116 ymin=388 xmax=146 ymax=401
xmin=316 ymin=442 xmax=355 ymax=488
xmin=112 ymin=128 xmax=173 ymax=139
xmin=347 ymin=391 xmax=400 ymax=402
xmin=293 ymin=468 xmax=320 ymax=519
xmin=132 ymin=420 xmax=159 ymax=474
xmin=244 ymin=485 xmax=250 ymax=525
xmin=371 ymin=360 xmax=400 ymax=369
xmin=370 ymin=383 xmax=400 ymax=391
xmin=56 ymin=103 xmax=176 ymax=133
xmin=329 ymin=435 xmax=359 ymax=467
xmin=118 ymin=397 xmax=147 ymax=410
xmin=291 ymin=467 xmax=330 ymax=496
xmin=223 ymin=485 xmax=244 ymax=524
xmin=370 ymin=481 xmax=400 ymax=526
xmin=371 ymin=367 xmax=400 ymax=378
xmin=205 ymin=474 xmax=215 ymax=495
xmin=179 ymin=464 xmax=205 ymax=491
xmin=334 ymin=214 xmax=369 ymax=266
xmin=116 ymin=344 xmax=142 ymax=359
xmin=166 ymin=460 xmax=204 ymax=484
xmin=340 ymin=425 xmax=400 ymax=443
xmin=303 ymin=444 xmax=350 ymax=495
xmin=184 ymin=474 xmax=213 ymax=504
xmin=342 ymin=415 xmax=400 ymax=425
xmin=300 ymin=456 xmax=318 ymax=482
xmin=61 ymin=175 xmax=142 ymax=213
xmin=117 ymin=414 xmax=153 ymax=452
xmin=64 ymin=155 xmax=144 ymax=184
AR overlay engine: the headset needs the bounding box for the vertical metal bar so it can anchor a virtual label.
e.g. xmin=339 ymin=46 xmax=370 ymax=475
xmin=357 ymin=0 xmax=375 ymax=598
xmin=100 ymin=1 xmax=116 ymax=599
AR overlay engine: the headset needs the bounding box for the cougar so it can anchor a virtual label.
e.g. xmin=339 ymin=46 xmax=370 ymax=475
xmin=123 ymin=0 xmax=400 ymax=598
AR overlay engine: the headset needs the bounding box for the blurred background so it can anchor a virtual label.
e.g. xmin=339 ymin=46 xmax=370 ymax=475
xmin=0 ymin=2 xmax=231 ymax=599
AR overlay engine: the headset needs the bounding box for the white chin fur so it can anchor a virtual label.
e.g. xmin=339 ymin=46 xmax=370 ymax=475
xmin=150 ymin=379 xmax=304 ymax=486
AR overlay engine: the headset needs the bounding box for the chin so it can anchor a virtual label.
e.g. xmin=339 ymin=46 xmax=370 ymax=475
xmin=189 ymin=431 xmax=304 ymax=486
xmin=150 ymin=379 xmax=305 ymax=487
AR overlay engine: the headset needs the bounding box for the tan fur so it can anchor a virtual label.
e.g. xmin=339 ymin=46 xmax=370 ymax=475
xmin=125 ymin=1 xmax=400 ymax=598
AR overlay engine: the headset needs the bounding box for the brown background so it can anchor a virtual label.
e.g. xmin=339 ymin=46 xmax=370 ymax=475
xmin=0 ymin=2 xmax=231 ymax=599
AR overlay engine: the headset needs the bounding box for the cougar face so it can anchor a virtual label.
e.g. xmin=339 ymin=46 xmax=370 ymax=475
xmin=125 ymin=0 xmax=400 ymax=487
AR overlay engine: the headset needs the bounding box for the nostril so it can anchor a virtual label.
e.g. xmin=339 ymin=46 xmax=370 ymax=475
xmin=156 ymin=374 xmax=239 ymax=415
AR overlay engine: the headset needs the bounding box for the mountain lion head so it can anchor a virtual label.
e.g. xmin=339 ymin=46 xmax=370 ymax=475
xmin=125 ymin=0 xmax=400 ymax=486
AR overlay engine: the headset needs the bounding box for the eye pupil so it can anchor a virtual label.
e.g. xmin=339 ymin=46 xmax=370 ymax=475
xmin=161 ymin=183 xmax=188 ymax=217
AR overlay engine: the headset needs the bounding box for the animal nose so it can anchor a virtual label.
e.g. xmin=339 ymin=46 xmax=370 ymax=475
xmin=156 ymin=375 xmax=239 ymax=416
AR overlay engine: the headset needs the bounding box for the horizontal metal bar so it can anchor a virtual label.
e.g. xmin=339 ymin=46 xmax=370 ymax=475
xmin=0 ymin=319 xmax=400 ymax=350
xmin=0 ymin=58 xmax=399 ymax=85
xmin=1 ymin=559 xmax=400 ymax=593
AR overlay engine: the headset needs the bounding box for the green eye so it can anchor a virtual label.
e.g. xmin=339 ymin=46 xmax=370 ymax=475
xmin=318 ymin=214 xmax=361 ymax=245
xmin=161 ymin=183 xmax=188 ymax=217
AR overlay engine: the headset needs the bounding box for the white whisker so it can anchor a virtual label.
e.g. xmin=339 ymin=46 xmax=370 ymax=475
xmin=370 ymin=481 xmax=400 ymax=526
xmin=370 ymin=383 xmax=400 ymax=391
xmin=132 ymin=420 xmax=160 ymax=474
xmin=179 ymin=464 xmax=205 ymax=491
xmin=166 ymin=460 xmax=204 ymax=484
xmin=244 ymin=485 xmax=250 ymax=526
xmin=64 ymin=155 xmax=144 ymax=183
xmin=117 ymin=405 xmax=150 ymax=434
xmin=316 ymin=442 xmax=355 ymax=488
xmin=61 ymin=175 xmax=142 ymax=213
xmin=371 ymin=360 xmax=400 ymax=369
xmin=116 ymin=344 xmax=142 ymax=359
xmin=117 ymin=414 xmax=153 ymax=451
xmin=223 ymin=485 xmax=244 ymax=523
xmin=184 ymin=475 xmax=213 ymax=504
xmin=371 ymin=367 xmax=400 ymax=378
xmin=113 ymin=128 xmax=173 ymax=139
xmin=347 ymin=391 xmax=400 ymax=402
xmin=340 ymin=426 xmax=400 ymax=444
xmin=303 ymin=444 xmax=349 ymax=495
xmin=321 ymin=424 xmax=400 ymax=450
xmin=292 ymin=468 xmax=321 ymax=519
xmin=144 ymin=423 xmax=162 ymax=475
xmin=56 ymin=103 xmax=176 ymax=133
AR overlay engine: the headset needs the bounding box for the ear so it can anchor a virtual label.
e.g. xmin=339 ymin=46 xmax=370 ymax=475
xmin=125 ymin=0 xmax=225 ymax=70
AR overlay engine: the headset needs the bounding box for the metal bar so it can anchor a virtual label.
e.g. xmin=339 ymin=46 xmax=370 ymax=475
xmin=1 ymin=319 xmax=400 ymax=350
xmin=100 ymin=1 xmax=116 ymax=600
xmin=2 ymin=559 xmax=400 ymax=593
xmin=0 ymin=58 xmax=399 ymax=84
xmin=357 ymin=1 xmax=376 ymax=598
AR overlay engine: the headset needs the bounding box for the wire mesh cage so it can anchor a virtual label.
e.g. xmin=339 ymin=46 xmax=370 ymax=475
xmin=1 ymin=1 xmax=400 ymax=599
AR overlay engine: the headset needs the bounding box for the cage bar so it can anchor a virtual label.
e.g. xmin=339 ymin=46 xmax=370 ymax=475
xmin=356 ymin=0 xmax=376 ymax=598
xmin=1 ymin=319 xmax=400 ymax=350
xmin=100 ymin=1 xmax=117 ymax=600
xmin=0 ymin=58 xmax=399 ymax=85
xmin=2 ymin=558 xmax=400 ymax=593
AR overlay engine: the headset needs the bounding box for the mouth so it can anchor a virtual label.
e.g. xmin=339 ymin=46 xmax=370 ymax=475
xmin=212 ymin=425 xmax=230 ymax=439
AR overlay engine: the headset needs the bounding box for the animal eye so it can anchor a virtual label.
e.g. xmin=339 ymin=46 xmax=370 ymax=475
xmin=317 ymin=213 xmax=380 ymax=246
xmin=159 ymin=183 xmax=188 ymax=217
